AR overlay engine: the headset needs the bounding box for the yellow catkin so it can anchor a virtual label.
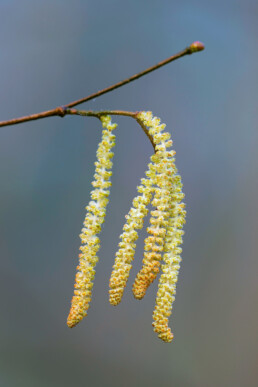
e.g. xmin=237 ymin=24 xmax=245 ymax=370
xmin=152 ymin=174 xmax=186 ymax=342
xmin=109 ymin=165 xmax=155 ymax=305
xmin=132 ymin=112 xmax=177 ymax=299
xmin=67 ymin=115 xmax=117 ymax=328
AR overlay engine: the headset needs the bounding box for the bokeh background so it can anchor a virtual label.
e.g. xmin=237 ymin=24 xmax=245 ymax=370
xmin=0 ymin=1 xmax=257 ymax=386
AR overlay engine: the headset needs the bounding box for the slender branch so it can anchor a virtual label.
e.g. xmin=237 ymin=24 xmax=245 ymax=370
xmin=0 ymin=107 xmax=66 ymax=128
xmin=0 ymin=41 xmax=204 ymax=129
xmin=66 ymin=41 xmax=204 ymax=108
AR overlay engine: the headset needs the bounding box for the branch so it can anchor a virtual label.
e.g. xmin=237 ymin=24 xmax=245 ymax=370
xmin=66 ymin=41 xmax=204 ymax=108
xmin=0 ymin=42 xmax=204 ymax=128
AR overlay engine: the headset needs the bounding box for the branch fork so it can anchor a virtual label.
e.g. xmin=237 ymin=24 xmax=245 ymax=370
xmin=0 ymin=41 xmax=204 ymax=130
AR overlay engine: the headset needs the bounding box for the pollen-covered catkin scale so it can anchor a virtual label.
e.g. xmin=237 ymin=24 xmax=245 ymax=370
xmin=67 ymin=115 xmax=117 ymax=328
xmin=132 ymin=112 xmax=177 ymax=299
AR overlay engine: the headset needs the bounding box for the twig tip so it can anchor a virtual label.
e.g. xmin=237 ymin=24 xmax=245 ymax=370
xmin=189 ymin=41 xmax=205 ymax=53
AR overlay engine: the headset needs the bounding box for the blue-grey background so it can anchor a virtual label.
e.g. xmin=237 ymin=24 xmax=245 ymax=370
xmin=0 ymin=1 xmax=257 ymax=386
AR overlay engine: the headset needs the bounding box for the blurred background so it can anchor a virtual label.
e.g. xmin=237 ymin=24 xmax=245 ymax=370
xmin=0 ymin=1 xmax=257 ymax=386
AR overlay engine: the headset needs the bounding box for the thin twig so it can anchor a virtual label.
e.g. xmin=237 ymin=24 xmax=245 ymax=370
xmin=0 ymin=42 xmax=204 ymax=128
xmin=67 ymin=108 xmax=155 ymax=150
xmin=66 ymin=41 xmax=204 ymax=108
